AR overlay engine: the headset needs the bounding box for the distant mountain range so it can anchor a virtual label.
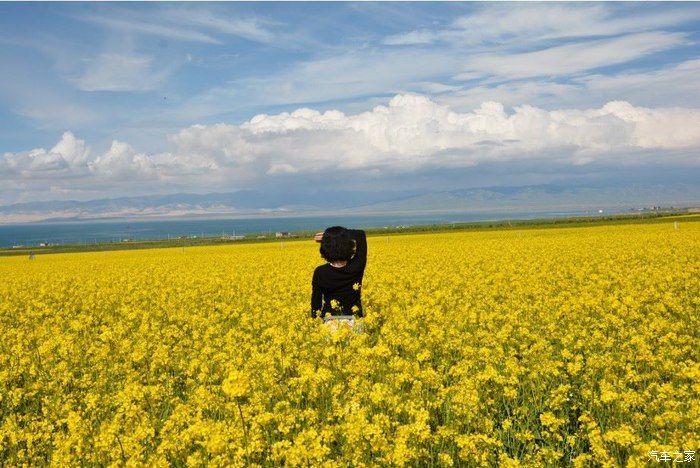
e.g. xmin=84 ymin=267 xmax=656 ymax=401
xmin=1 ymin=183 xmax=698 ymax=224
xmin=345 ymin=184 xmax=700 ymax=213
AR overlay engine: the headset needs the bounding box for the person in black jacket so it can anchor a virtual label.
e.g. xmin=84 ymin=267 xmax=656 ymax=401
xmin=311 ymin=226 xmax=367 ymax=319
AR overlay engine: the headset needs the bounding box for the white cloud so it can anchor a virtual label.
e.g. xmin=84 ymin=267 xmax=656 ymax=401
xmin=439 ymin=58 xmax=700 ymax=111
xmin=162 ymin=8 xmax=276 ymax=43
xmin=168 ymin=123 xmax=258 ymax=167
xmin=438 ymin=80 xmax=581 ymax=111
xmin=3 ymin=95 xmax=699 ymax=192
xmin=76 ymin=7 xmax=277 ymax=45
xmin=170 ymin=94 xmax=700 ymax=174
xmin=267 ymin=163 xmax=299 ymax=175
xmin=0 ymin=131 xmax=90 ymax=177
xmin=384 ymin=3 xmax=699 ymax=46
xmin=384 ymin=30 xmax=437 ymax=46
xmin=574 ymin=59 xmax=700 ymax=107
xmin=414 ymin=82 xmax=463 ymax=94
xmin=172 ymin=48 xmax=466 ymax=120
xmin=50 ymin=131 xmax=90 ymax=166
xmin=77 ymin=14 xmax=222 ymax=44
xmin=170 ymin=5 xmax=691 ymax=122
xmin=74 ymin=53 xmax=170 ymax=92
xmin=464 ymin=32 xmax=686 ymax=80
xmin=88 ymin=140 xmax=157 ymax=180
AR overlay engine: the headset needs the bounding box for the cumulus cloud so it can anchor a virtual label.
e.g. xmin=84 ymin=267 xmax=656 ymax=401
xmin=2 ymin=94 xmax=699 ymax=192
xmin=0 ymin=131 xmax=90 ymax=177
xmin=171 ymin=94 xmax=700 ymax=173
xmin=88 ymin=141 xmax=157 ymax=179
xmin=49 ymin=131 xmax=90 ymax=166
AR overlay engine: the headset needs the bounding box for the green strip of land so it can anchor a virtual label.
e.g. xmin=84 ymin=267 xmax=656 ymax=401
xmin=1 ymin=210 xmax=698 ymax=257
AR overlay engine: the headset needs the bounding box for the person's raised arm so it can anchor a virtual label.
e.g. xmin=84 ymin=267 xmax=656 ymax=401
xmin=345 ymin=229 xmax=367 ymax=273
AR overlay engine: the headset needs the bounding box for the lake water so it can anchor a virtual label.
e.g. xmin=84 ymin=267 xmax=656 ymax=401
xmin=0 ymin=210 xmax=594 ymax=248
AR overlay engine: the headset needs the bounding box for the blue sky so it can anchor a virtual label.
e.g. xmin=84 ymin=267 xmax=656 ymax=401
xmin=1 ymin=2 xmax=699 ymax=205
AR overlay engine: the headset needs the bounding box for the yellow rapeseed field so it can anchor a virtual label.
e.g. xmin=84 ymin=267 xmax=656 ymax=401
xmin=1 ymin=221 xmax=698 ymax=466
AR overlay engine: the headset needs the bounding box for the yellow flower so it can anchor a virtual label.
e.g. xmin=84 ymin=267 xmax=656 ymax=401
xmin=221 ymin=370 xmax=250 ymax=399
xmin=540 ymin=412 xmax=565 ymax=430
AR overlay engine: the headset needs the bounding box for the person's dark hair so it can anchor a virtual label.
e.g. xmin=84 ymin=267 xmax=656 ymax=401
xmin=320 ymin=226 xmax=355 ymax=262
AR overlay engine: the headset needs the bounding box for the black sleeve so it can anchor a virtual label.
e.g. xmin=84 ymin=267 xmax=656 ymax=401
xmin=311 ymin=270 xmax=323 ymax=318
xmin=345 ymin=229 xmax=367 ymax=274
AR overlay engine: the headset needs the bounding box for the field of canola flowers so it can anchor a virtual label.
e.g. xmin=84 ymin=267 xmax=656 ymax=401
xmin=1 ymin=221 xmax=698 ymax=467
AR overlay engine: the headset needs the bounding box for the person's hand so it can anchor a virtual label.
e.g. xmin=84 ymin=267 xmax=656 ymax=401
xmin=313 ymin=232 xmax=324 ymax=242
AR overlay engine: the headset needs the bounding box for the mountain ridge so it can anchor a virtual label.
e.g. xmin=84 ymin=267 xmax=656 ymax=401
xmin=2 ymin=183 xmax=698 ymax=224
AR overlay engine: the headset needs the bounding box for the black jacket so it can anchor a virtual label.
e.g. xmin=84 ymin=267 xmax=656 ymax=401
xmin=311 ymin=229 xmax=367 ymax=318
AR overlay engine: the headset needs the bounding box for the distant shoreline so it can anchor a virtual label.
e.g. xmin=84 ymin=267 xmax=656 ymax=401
xmin=0 ymin=204 xmax=678 ymax=226
xmin=1 ymin=210 xmax=697 ymax=257
xmin=0 ymin=207 xmax=594 ymax=226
